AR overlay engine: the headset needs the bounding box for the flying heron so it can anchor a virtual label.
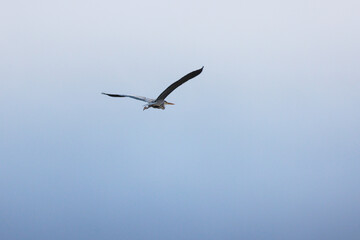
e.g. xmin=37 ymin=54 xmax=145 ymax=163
xmin=102 ymin=67 xmax=204 ymax=110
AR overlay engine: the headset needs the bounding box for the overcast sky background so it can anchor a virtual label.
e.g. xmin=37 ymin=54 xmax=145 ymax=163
xmin=1 ymin=0 xmax=360 ymax=239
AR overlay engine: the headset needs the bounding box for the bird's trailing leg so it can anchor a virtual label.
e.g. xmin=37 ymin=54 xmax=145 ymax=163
xmin=143 ymin=103 xmax=154 ymax=110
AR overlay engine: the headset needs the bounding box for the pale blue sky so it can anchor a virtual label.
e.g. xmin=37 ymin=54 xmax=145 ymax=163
xmin=1 ymin=0 xmax=360 ymax=239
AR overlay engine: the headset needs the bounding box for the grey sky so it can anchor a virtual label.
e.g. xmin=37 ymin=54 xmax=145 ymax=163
xmin=1 ymin=0 xmax=360 ymax=239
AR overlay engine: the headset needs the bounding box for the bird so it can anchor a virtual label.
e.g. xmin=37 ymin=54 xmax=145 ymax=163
xmin=102 ymin=66 xmax=204 ymax=110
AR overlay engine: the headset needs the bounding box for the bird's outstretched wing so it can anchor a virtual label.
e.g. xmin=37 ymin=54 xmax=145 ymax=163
xmin=102 ymin=93 xmax=154 ymax=103
xmin=155 ymin=67 xmax=204 ymax=101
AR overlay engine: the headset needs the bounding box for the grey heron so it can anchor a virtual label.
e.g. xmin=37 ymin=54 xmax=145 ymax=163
xmin=102 ymin=67 xmax=204 ymax=110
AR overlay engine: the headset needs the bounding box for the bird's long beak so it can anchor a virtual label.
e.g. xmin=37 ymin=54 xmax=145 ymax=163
xmin=165 ymin=102 xmax=175 ymax=105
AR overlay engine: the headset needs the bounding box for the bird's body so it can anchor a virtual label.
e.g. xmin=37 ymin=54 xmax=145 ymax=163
xmin=102 ymin=67 xmax=203 ymax=110
xmin=142 ymin=99 xmax=175 ymax=110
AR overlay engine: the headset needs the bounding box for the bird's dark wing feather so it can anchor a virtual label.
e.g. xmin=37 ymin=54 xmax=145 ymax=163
xmin=102 ymin=93 xmax=153 ymax=103
xmin=155 ymin=67 xmax=204 ymax=101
